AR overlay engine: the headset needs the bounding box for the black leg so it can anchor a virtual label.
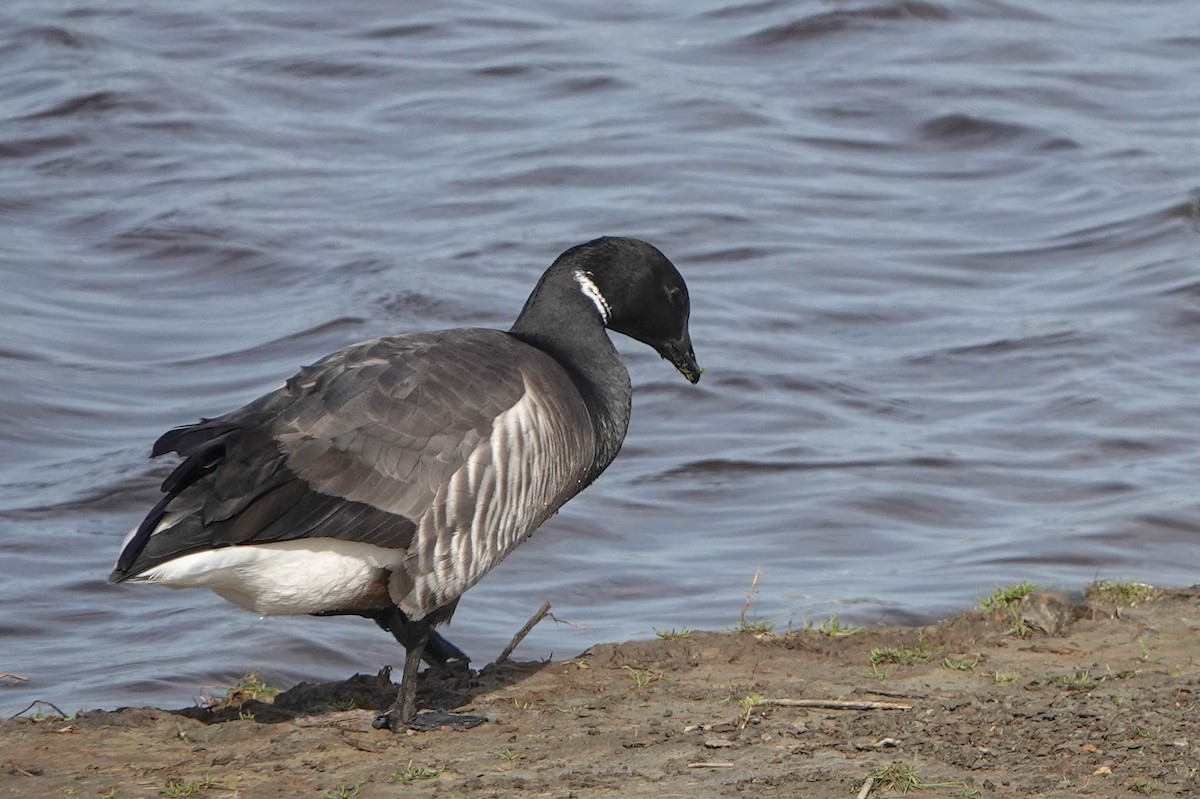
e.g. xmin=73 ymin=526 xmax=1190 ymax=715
xmin=312 ymin=607 xmax=471 ymax=669
xmin=371 ymin=608 xmax=470 ymax=669
xmin=371 ymin=618 xmax=487 ymax=732
xmin=372 ymin=621 xmax=428 ymax=730
xmin=424 ymin=627 xmax=470 ymax=667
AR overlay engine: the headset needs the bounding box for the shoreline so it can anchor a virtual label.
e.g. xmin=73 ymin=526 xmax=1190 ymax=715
xmin=3 ymin=585 xmax=1198 ymax=798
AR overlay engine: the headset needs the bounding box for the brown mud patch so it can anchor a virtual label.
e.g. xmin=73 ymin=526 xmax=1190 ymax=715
xmin=3 ymin=587 xmax=1198 ymax=798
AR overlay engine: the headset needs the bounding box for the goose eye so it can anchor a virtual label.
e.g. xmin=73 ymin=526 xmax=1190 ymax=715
xmin=667 ymin=286 xmax=683 ymax=306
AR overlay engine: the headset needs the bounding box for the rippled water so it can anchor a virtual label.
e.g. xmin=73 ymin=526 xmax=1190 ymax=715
xmin=3 ymin=0 xmax=1199 ymax=715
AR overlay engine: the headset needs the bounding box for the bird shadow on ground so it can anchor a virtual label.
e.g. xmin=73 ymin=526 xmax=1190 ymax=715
xmin=172 ymin=603 xmax=558 ymax=725
xmin=170 ymin=658 xmax=548 ymax=726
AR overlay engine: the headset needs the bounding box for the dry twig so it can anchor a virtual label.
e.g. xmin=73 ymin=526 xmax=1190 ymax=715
xmin=759 ymin=698 xmax=911 ymax=711
xmin=739 ymin=566 xmax=762 ymax=628
xmin=545 ymin=613 xmax=590 ymax=631
xmin=857 ymin=775 xmax=876 ymax=799
xmin=496 ymin=601 xmax=552 ymax=663
xmin=7 ymin=699 xmax=69 ymax=720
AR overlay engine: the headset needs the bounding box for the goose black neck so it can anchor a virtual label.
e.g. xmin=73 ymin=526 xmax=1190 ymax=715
xmin=508 ymin=275 xmax=632 ymax=479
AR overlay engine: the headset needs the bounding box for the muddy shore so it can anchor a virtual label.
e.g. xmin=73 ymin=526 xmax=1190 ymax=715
xmin=3 ymin=586 xmax=1198 ymax=798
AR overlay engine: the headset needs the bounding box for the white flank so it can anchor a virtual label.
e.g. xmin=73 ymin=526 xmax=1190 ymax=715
xmin=573 ymin=269 xmax=610 ymax=323
xmin=129 ymin=539 xmax=403 ymax=615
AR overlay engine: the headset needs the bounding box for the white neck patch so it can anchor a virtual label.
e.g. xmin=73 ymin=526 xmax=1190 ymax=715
xmin=573 ymin=269 xmax=611 ymax=323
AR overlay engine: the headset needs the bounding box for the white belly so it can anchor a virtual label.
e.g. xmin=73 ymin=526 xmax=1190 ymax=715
xmin=128 ymin=539 xmax=403 ymax=615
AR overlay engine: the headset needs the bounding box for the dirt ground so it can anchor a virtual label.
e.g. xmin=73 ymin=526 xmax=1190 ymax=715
xmin=3 ymin=585 xmax=1198 ymax=799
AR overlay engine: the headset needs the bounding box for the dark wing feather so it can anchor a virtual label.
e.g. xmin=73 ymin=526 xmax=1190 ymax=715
xmin=111 ymin=330 xmax=544 ymax=582
xmin=272 ymin=332 xmax=524 ymax=518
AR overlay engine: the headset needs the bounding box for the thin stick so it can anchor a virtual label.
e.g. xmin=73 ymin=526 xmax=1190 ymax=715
xmin=0 ymin=674 xmax=29 ymax=683
xmin=7 ymin=700 xmax=69 ymax=720
xmin=688 ymin=762 xmax=735 ymax=769
xmin=546 ymin=613 xmax=591 ymax=632
xmin=862 ymin=688 xmax=924 ymax=699
xmin=496 ymin=601 xmax=552 ymax=663
xmin=293 ymin=709 xmax=375 ymax=728
xmin=740 ymin=566 xmax=762 ymax=627
xmin=857 ymin=776 xmax=876 ymax=799
xmin=759 ymin=698 xmax=911 ymax=711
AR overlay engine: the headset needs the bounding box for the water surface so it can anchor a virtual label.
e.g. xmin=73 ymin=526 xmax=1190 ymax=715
xmin=3 ymin=0 xmax=1199 ymax=714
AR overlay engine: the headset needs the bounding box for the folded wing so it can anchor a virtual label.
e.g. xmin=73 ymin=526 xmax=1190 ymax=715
xmin=112 ymin=330 xmax=595 ymax=617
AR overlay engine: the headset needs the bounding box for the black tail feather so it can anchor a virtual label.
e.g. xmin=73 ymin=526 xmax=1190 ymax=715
xmin=113 ymin=419 xmax=245 ymax=581
xmin=110 ymin=490 xmax=174 ymax=580
xmin=151 ymin=418 xmax=239 ymax=459
xmin=160 ymin=429 xmax=239 ymax=494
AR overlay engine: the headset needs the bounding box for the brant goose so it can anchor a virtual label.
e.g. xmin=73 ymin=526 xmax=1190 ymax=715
xmin=110 ymin=236 xmax=700 ymax=730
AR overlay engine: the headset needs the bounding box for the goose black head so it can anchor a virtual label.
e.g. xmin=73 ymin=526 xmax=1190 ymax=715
xmin=557 ymin=236 xmax=701 ymax=384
